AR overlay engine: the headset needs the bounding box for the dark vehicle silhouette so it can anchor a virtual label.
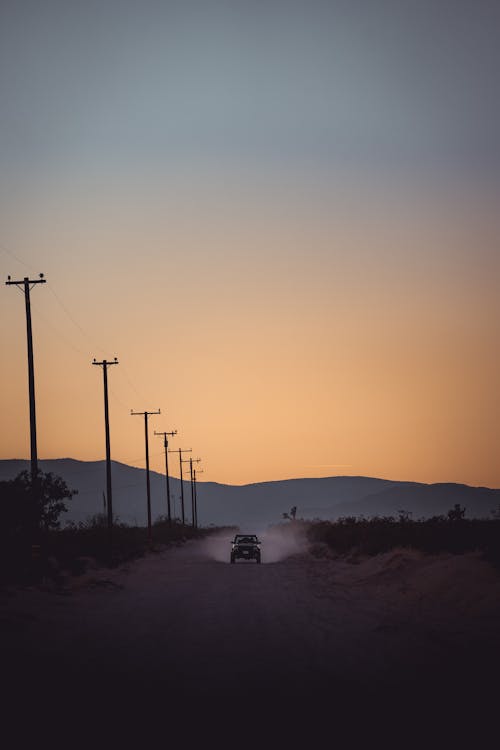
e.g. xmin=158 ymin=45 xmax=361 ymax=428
xmin=230 ymin=534 xmax=261 ymax=563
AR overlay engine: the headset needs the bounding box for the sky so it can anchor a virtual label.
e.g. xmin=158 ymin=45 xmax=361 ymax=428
xmin=1 ymin=0 xmax=499 ymax=487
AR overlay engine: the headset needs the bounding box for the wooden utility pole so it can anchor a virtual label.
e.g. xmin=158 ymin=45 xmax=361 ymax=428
xmin=168 ymin=448 xmax=192 ymax=525
xmin=131 ymin=409 xmax=160 ymax=543
xmin=5 ymin=274 xmax=46 ymax=482
xmin=92 ymin=358 xmax=118 ymax=554
xmin=185 ymin=457 xmax=201 ymax=528
xmin=154 ymin=429 xmax=177 ymax=525
xmin=193 ymin=468 xmax=203 ymax=528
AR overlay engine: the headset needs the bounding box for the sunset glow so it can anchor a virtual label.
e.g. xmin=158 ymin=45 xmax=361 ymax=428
xmin=1 ymin=1 xmax=499 ymax=487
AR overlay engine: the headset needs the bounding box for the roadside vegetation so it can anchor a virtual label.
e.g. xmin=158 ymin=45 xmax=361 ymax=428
xmin=284 ymin=508 xmax=500 ymax=566
xmin=0 ymin=470 xmax=233 ymax=585
xmin=4 ymin=468 xmax=500 ymax=585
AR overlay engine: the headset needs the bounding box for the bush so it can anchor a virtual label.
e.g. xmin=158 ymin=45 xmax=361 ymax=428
xmin=304 ymin=512 xmax=500 ymax=560
xmin=0 ymin=471 xmax=77 ymax=584
xmin=0 ymin=470 xmax=76 ymax=540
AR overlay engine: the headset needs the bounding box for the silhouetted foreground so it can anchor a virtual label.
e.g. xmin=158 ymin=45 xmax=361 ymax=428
xmin=0 ymin=469 xmax=235 ymax=584
xmin=2 ymin=535 xmax=500 ymax=741
xmin=1 ymin=468 xmax=499 ymax=741
xmin=305 ymin=512 xmax=500 ymax=564
xmin=3 ymin=459 xmax=500 ymax=529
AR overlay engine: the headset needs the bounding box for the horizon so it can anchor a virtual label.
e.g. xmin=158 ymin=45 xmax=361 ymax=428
xmin=1 ymin=2 xmax=499 ymax=488
xmin=1 ymin=456 xmax=498 ymax=491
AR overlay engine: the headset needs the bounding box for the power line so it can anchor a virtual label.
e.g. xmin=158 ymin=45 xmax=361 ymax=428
xmin=1 ymin=244 xmax=151 ymax=411
xmin=92 ymin=357 xmax=119 ymax=559
xmin=131 ymin=409 xmax=161 ymax=544
xmin=168 ymin=448 xmax=192 ymax=525
xmin=47 ymin=284 xmax=105 ymax=351
xmin=154 ymin=429 xmax=178 ymax=525
xmin=118 ymin=364 xmax=146 ymax=402
xmin=184 ymin=456 xmax=201 ymax=528
xmin=193 ymin=468 xmax=204 ymax=528
xmin=0 ymin=242 xmax=33 ymax=271
xmin=5 ymin=273 xmax=46 ymax=482
xmin=117 ymin=450 xmax=164 ymax=465
xmin=30 ymin=297 xmax=88 ymax=356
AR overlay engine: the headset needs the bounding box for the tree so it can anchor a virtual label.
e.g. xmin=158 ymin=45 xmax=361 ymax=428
xmin=447 ymin=503 xmax=466 ymax=521
xmin=0 ymin=470 xmax=77 ymax=539
xmin=397 ymin=509 xmax=412 ymax=523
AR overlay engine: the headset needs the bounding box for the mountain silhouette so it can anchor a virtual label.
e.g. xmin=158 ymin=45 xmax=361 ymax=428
xmin=0 ymin=459 xmax=498 ymax=528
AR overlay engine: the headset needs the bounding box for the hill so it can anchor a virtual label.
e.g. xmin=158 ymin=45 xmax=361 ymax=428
xmin=0 ymin=459 xmax=498 ymax=529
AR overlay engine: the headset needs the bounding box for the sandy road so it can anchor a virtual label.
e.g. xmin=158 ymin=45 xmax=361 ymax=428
xmin=2 ymin=535 xmax=500 ymax=737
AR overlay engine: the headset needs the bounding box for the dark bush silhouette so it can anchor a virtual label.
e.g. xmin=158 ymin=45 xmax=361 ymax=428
xmin=1 ymin=470 xmax=76 ymax=537
xmin=302 ymin=507 xmax=500 ymax=563
xmin=0 ymin=470 xmax=77 ymax=583
xmin=0 ymin=472 xmax=233 ymax=584
xmin=447 ymin=503 xmax=466 ymax=521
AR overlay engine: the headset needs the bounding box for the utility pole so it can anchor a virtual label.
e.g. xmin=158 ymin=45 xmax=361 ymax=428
xmin=193 ymin=467 xmax=203 ymax=529
xmin=92 ymin=357 xmax=118 ymax=555
xmin=184 ymin=457 xmax=201 ymax=528
xmin=131 ymin=409 xmax=160 ymax=543
xmin=5 ymin=273 xmax=46 ymax=483
xmin=154 ymin=429 xmax=177 ymax=525
xmin=168 ymin=448 xmax=192 ymax=525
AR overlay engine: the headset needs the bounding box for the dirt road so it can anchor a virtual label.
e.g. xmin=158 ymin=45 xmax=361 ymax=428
xmin=2 ymin=533 xmax=500 ymax=737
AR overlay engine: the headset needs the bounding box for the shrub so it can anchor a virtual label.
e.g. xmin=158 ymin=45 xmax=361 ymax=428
xmin=304 ymin=512 xmax=500 ymax=559
xmin=0 ymin=470 xmax=76 ymax=540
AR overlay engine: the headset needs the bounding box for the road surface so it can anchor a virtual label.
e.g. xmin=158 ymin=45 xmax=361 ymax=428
xmin=2 ymin=533 xmax=500 ymax=738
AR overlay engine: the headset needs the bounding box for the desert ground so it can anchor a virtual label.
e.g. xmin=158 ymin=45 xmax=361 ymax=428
xmin=2 ymin=529 xmax=500 ymax=739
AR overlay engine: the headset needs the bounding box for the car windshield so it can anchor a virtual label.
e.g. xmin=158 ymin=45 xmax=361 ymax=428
xmin=234 ymin=535 xmax=258 ymax=543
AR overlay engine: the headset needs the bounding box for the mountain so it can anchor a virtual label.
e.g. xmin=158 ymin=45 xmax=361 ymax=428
xmin=330 ymin=482 xmax=500 ymax=520
xmin=0 ymin=459 xmax=498 ymax=529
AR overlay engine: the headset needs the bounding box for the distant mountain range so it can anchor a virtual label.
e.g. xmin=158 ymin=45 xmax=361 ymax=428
xmin=1 ymin=459 xmax=499 ymax=530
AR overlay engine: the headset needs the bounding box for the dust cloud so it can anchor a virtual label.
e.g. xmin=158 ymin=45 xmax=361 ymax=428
xmin=198 ymin=523 xmax=308 ymax=564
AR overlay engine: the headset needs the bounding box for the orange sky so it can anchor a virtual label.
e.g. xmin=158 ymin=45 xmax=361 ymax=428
xmin=2 ymin=3 xmax=500 ymax=488
xmin=1 ymin=172 xmax=499 ymax=488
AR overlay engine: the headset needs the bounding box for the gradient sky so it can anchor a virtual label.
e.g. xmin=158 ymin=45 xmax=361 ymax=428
xmin=1 ymin=0 xmax=499 ymax=487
